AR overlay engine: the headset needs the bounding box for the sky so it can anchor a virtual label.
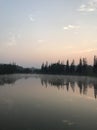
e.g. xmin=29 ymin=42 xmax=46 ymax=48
xmin=0 ymin=0 xmax=97 ymax=67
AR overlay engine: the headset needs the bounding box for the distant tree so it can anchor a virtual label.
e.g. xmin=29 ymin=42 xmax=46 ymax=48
xmin=65 ymin=60 xmax=69 ymax=74
xmin=70 ymin=60 xmax=75 ymax=74
xmin=76 ymin=58 xmax=83 ymax=74
xmin=45 ymin=61 xmax=48 ymax=72
xmin=41 ymin=63 xmax=45 ymax=73
xmin=40 ymin=56 xmax=97 ymax=76
xmin=82 ymin=58 xmax=87 ymax=75
xmin=43 ymin=61 xmax=48 ymax=73
xmin=0 ymin=64 xmax=19 ymax=74
xmin=93 ymin=56 xmax=97 ymax=74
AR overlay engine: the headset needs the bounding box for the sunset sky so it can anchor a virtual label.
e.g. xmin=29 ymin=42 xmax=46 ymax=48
xmin=0 ymin=0 xmax=97 ymax=67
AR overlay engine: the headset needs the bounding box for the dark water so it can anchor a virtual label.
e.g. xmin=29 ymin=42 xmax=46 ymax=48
xmin=0 ymin=74 xmax=97 ymax=130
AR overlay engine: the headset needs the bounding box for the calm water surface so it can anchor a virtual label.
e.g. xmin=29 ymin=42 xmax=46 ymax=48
xmin=0 ymin=74 xmax=97 ymax=130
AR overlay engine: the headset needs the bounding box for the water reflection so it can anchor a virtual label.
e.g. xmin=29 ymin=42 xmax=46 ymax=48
xmin=0 ymin=74 xmax=97 ymax=130
xmin=0 ymin=75 xmax=18 ymax=85
xmin=40 ymin=75 xmax=97 ymax=99
xmin=0 ymin=74 xmax=34 ymax=86
xmin=0 ymin=74 xmax=97 ymax=99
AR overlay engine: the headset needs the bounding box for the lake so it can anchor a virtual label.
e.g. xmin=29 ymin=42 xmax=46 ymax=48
xmin=0 ymin=74 xmax=97 ymax=130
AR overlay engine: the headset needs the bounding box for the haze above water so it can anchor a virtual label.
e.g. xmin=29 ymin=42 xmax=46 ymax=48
xmin=0 ymin=74 xmax=97 ymax=130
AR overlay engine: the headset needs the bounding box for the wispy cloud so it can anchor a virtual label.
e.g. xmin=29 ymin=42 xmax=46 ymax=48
xmin=6 ymin=32 xmax=20 ymax=47
xmin=78 ymin=0 xmax=97 ymax=12
xmin=64 ymin=25 xmax=80 ymax=30
xmin=29 ymin=14 xmax=36 ymax=22
xmin=73 ymin=48 xmax=97 ymax=54
xmin=7 ymin=33 xmax=16 ymax=46
xmin=37 ymin=40 xmax=44 ymax=43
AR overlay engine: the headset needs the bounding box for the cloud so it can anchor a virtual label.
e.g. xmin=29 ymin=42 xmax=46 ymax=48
xmin=7 ymin=35 xmax=16 ymax=46
xmin=6 ymin=32 xmax=20 ymax=47
xmin=37 ymin=40 xmax=44 ymax=43
xmin=78 ymin=0 xmax=97 ymax=12
xmin=29 ymin=14 xmax=36 ymax=22
xmin=73 ymin=48 xmax=97 ymax=54
xmin=64 ymin=25 xmax=80 ymax=30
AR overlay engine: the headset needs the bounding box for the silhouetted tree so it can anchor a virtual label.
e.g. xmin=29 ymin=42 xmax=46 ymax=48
xmin=70 ymin=60 xmax=75 ymax=74
xmin=40 ymin=56 xmax=97 ymax=76
xmin=41 ymin=63 xmax=45 ymax=72
xmin=65 ymin=60 xmax=69 ymax=74
xmin=76 ymin=58 xmax=83 ymax=74
xmin=82 ymin=58 xmax=87 ymax=75
xmin=41 ymin=62 xmax=48 ymax=73
xmin=93 ymin=56 xmax=97 ymax=74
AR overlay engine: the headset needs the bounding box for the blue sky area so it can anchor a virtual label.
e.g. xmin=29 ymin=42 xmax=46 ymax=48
xmin=0 ymin=0 xmax=97 ymax=67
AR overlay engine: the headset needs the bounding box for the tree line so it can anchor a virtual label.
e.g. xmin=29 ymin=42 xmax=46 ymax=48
xmin=41 ymin=56 xmax=97 ymax=76
xmin=0 ymin=56 xmax=97 ymax=76
xmin=0 ymin=63 xmax=32 ymax=74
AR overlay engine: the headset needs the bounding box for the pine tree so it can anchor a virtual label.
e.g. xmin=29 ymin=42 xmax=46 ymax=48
xmin=93 ymin=56 xmax=97 ymax=74
xmin=65 ymin=60 xmax=69 ymax=74
xmin=76 ymin=58 xmax=83 ymax=74
xmin=82 ymin=58 xmax=87 ymax=75
xmin=70 ymin=60 xmax=75 ymax=74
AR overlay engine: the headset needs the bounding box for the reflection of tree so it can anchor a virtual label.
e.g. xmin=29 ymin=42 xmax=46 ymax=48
xmin=0 ymin=76 xmax=16 ymax=85
xmin=66 ymin=81 xmax=69 ymax=91
xmin=41 ymin=79 xmax=48 ymax=88
xmin=83 ymin=81 xmax=88 ymax=95
xmin=77 ymin=81 xmax=83 ymax=94
xmin=41 ymin=78 xmax=65 ymax=89
xmin=40 ymin=75 xmax=97 ymax=99
xmin=77 ymin=80 xmax=88 ymax=95
xmin=94 ymin=83 xmax=97 ymax=99
xmin=0 ymin=75 xmax=31 ymax=86
xmin=70 ymin=81 xmax=75 ymax=92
